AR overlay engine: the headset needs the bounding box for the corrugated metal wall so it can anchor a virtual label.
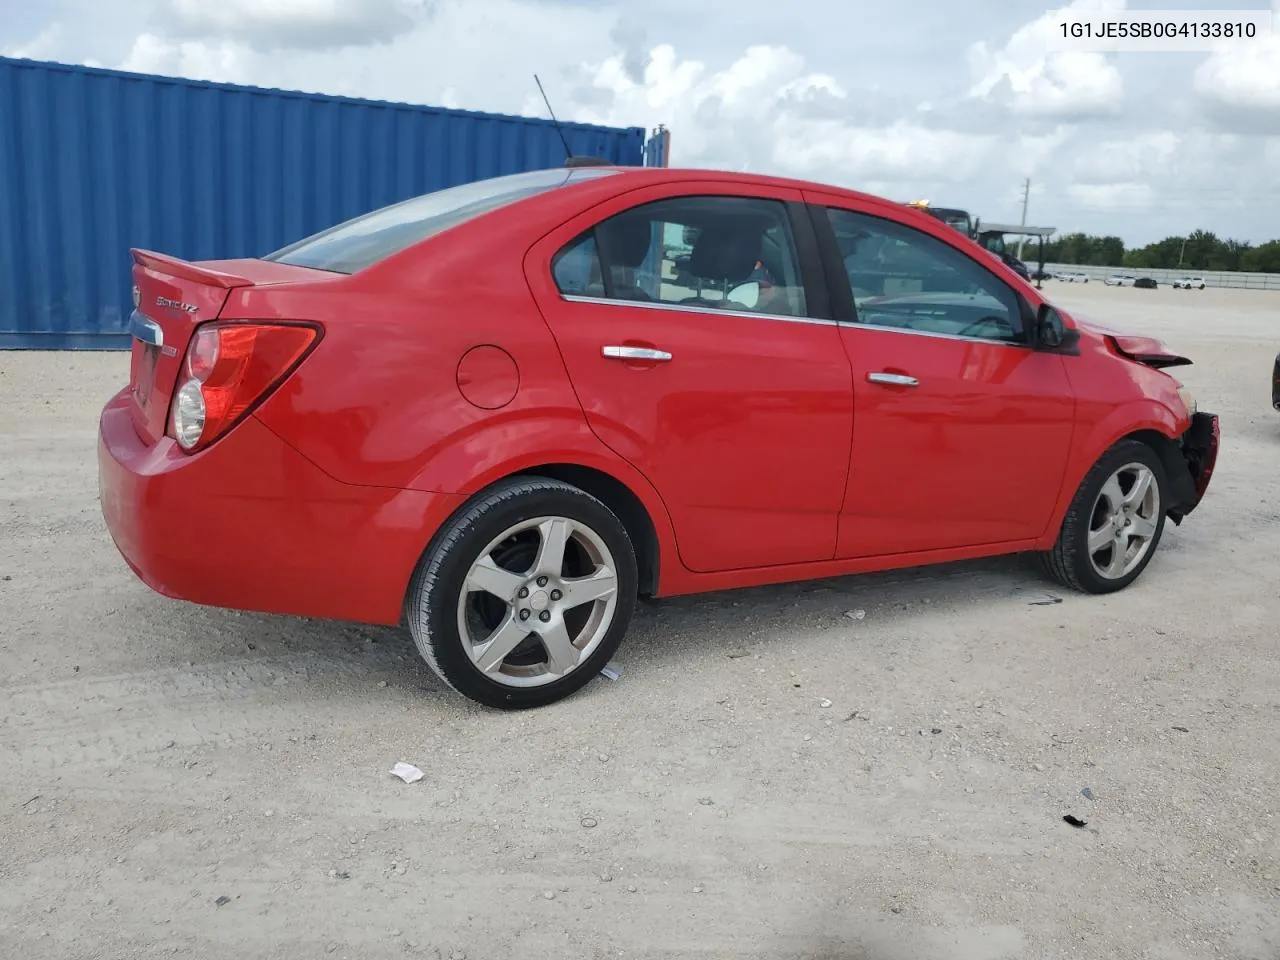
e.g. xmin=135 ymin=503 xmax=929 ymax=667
xmin=0 ymin=56 xmax=649 ymax=349
xmin=644 ymin=126 xmax=671 ymax=167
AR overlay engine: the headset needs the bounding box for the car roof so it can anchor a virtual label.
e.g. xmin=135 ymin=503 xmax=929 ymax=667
xmin=564 ymin=164 xmax=901 ymax=208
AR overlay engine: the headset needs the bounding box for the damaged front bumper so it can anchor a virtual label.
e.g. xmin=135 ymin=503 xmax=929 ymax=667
xmin=1165 ymin=411 xmax=1220 ymax=524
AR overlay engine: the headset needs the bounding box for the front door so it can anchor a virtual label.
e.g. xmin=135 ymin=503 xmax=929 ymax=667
xmin=525 ymin=183 xmax=854 ymax=574
xmin=806 ymin=197 xmax=1076 ymax=558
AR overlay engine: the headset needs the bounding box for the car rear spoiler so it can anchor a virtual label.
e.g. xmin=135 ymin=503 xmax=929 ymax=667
xmin=131 ymin=249 xmax=256 ymax=289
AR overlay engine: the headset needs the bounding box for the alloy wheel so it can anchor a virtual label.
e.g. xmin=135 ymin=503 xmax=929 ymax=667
xmin=455 ymin=516 xmax=619 ymax=687
xmin=1086 ymin=462 xmax=1161 ymax=580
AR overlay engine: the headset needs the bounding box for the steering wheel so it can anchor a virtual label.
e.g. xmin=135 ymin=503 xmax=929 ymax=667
xmin=677 ymin=295 xmax=727 ymax=309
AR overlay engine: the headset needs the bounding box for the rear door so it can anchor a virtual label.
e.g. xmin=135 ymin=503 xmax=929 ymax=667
xmin=803 ymin=194 xmax=1076 ymax=558
xmin=524 ymin=181 xmax=854 ymax=574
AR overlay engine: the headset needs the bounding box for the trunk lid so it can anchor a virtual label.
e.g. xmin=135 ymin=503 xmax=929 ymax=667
xmin=127 ymin=250 xmax=329 ymax=444
xmin=128 ymin=250 xmax=254 ymax=444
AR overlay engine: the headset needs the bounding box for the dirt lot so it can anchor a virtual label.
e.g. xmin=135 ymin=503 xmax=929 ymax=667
xmin=2 ymin=283 xmax=1278 ymax=960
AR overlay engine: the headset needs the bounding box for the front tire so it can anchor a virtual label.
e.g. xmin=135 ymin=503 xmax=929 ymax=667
xmin=405 ymin=477 xmax=638 ymax=709
xmin=1038 ymin=439 xmax=1169 ymax=594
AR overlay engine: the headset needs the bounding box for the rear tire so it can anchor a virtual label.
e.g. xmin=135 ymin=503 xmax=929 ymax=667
xmin=405 ymin=477 xmax=638 ymax=709
xmin=1038 ymin=439 xmax=1169 ymax=594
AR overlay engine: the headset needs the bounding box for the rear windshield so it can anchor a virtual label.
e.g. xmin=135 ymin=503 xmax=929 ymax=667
xmin=264 ymin=166 xmax=617 ymax=274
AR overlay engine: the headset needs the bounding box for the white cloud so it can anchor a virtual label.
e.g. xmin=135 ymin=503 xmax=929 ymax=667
xmin=2 ymin=23 xmax=66 ymax=60
xmin=1068 ymin=182 xmax=1155 ymax=210
xmin=1193 ymin=0 xmax=1280 ymax=111
xmin=967 ymin=0 xmax=1125 ymax=117
xmin=773 ymin=120 xmax=995 ymax=184
xmin=120 ymin=33 xmax=252 ymax=82
xmin=1071 ymin=132 xmax=1179 ymax=184
xmin=157 ymin=0 xmax=430 ymax=51
xmin=110 ymin=0 xmax=621 ymax=106
xmin=554 ymin=43 xmax=994 ymax=186
xmin=1013 ymin=126 xmax=1072 ymax=175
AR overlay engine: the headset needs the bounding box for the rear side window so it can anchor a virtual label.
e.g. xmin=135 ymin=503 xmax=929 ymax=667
xmin=265 ymin=167 xmax=617 ymax=274
xmin=551 ymin=194 xmax=809 ymax=318
xmin=552 ymin=233 xmax=604 ymax=296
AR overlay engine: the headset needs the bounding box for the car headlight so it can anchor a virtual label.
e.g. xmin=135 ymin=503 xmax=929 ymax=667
xmin=1176 ymin=383 xmax=1197 ymax=416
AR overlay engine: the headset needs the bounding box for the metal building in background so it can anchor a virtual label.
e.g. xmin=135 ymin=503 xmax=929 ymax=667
xmin=0 ymin=56 xmax=651 ymax=349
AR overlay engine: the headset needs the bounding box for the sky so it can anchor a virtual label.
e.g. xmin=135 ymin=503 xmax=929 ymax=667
xmin=2 ymin=0 xmax=1279 ymax=246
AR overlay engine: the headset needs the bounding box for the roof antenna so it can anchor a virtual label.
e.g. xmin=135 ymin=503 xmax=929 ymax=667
xmin=534 ymin=73 xmax=611 ymax=168
xmin=534 ymin=74 xmax=573 ymax=161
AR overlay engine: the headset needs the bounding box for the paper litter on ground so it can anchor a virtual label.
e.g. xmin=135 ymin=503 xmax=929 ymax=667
xmin=599 ymin=662 xmax=623 ymax=681
xmin=390 ymin=762 xmax=424 ymax=783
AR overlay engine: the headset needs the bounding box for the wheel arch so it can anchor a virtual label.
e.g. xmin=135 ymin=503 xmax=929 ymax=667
xmin=1118 ymin=428 xmax=1200 ymax=522
xmin=1038 ymin=403 xmax=1186 ymax=548
xmin=508 ymin=462 xmax=661 ymax=598
xmin=401 ymin=459 xmax=669 ymax=621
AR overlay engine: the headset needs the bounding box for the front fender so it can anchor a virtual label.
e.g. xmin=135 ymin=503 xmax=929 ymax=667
xmin=1037 ymin=398 xmax=1186 ymax=547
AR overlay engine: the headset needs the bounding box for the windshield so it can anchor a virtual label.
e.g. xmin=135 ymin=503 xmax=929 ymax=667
xmin=932 ymin=210 xmax=972 ymax=234
xmin=980 ymin=233 xmax=1008 ymax=256
xmin=264 ymin=167 xmax=618 ymax=274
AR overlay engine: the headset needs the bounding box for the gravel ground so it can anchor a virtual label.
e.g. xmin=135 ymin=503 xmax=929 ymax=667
xmin=1 ymin=283 xmax=1278 ymax=960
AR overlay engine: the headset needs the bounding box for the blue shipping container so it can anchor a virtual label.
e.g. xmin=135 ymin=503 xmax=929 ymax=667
xmin=0 ymin=56 xmax=649 ymax=349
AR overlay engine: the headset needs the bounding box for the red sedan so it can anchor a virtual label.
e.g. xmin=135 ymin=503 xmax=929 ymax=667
xmin=98 ymin=164 xmax=1220 ymax=709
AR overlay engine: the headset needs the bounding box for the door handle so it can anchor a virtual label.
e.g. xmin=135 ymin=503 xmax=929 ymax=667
xmin=602 ymin=345 xmax=672 ymax=362
xmin=867 ymin=371 xmax=918 ymax=386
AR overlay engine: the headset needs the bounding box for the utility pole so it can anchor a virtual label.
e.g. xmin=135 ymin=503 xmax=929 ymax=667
xmin=1016 ymin=178 xmax=1031 ymax=259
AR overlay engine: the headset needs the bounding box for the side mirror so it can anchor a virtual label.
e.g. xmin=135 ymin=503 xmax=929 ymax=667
xmin=1034 ymin=303 xmax=1077 ymax=350
xmin=726 ymin=280 xmax=760 ymax=309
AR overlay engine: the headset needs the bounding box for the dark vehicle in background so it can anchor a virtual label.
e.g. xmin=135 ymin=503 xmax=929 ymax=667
xmin=904 ymin=202 xmax=1032 ymax=280
xmin=976 ymin=229 xmax=1031 ymax=280
xmin=904 ymin=201 xmax=974 ymax=238
xmin=1134 ymin=277 xmax=1158 ymax=289
xmin=1273 ymin=353 xmax=1280 ymax=411
xmin=918 ymin=205 xmax=975 ymax=237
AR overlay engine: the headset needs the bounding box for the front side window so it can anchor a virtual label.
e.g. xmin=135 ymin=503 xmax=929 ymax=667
xmin=266 ymin=167 xmax=617 ymax=275
xmin=826 ymin=207 xmax=1025 ymax=344
xmin=552 ymin=194 xmax=809 ymax=318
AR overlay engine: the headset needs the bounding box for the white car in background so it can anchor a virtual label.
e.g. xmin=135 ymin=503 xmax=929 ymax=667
xmin=1057 ymin=271 xmax=1090 ymax=282
xmin=1104 ymin=273 xmax=1137 ymax=286
xmin=1172 ymin=276 xmax=1206 ymax=289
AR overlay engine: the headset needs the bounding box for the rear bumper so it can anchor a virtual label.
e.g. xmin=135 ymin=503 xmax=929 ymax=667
xmin=1165 ymin=411 xmax=1220 ymax=522
xmin=97 ymin=388 xmax=464 ymax=624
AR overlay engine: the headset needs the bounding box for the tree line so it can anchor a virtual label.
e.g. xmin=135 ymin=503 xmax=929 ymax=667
xmin=1027 ymin=229 xmax=1280 ymax=273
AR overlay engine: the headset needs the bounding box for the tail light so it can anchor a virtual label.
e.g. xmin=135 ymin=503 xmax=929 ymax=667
xmin=168 ymin=321 xmax=320 ymax=453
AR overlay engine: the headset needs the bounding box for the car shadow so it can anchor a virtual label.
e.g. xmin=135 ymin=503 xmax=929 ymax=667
xmin=146 ymin=553 xmax=1056 ymax=708
xmin=138 ymin=597 xmax=444 ymax=696
xmin=628 ymin=553 xmax=1052 ymax=642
